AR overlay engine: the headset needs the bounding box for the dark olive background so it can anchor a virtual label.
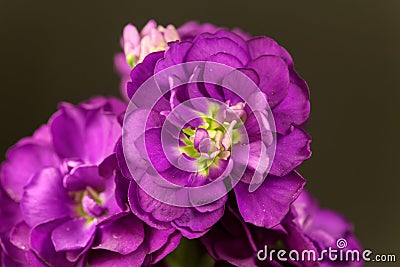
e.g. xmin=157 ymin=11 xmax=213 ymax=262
xmin=0 ymin=0 xmax=399 ymax=266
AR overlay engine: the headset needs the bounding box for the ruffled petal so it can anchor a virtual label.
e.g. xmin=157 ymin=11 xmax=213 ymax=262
xmin=30 ymin=219 xmax=75 ymax=267
xmin=246 ymin=55 xmax=290 ymax=108
xmin=247 ymin=36 xmax=293 ymax=66
xmin=234 ymin=171 xmax=305 ymax=228
xmin=51 ymin=218 xmax=96 ymax=252
xmin=1 ymin=143 xmax=59 ymax=202
xmin=270 ymin=127 xmax=311 ymax=177
xmin=21 ymin=167 xmax=73 ymax=227
xmin=89 ymin=244 xmax=147 ymax=267
xmin=92 ymin=214 xmax=144 ymax=255
xmin=272 ymin=71 xmax=310 ymax=134
xmin=63 ymin=165 xmax=105 ymax=192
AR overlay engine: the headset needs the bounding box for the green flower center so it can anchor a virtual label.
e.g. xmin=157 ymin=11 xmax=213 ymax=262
xmin=179 ymin=103 xmax=246 ymax=176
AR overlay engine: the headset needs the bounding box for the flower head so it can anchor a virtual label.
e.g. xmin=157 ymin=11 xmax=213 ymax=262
xmin=117 ymin=28 xmax=311 ymax=239
xmin=115 ymin=20 xmax=180 ymax=100
xmin=0 ymin=97 xmax=180 ymax=266
xmin=122 ymin=20 xmax=180 ymax=68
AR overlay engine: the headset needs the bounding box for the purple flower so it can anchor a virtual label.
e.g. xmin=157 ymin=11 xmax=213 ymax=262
xmin=202 ymin=190 xmax=363 ymax=267
xmin=114 ymin=20 xmax=180 ymax=100
xmin=117 ymin=29 xmax=311 ymax=238
xmin=115 ymin=21 xmax=249 ymax=101
xmin=0 ymin=97 xmax=181 ymax=266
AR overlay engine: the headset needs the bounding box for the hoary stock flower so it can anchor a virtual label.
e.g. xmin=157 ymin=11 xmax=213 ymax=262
xmin=114 ymin=20 xmax=180 ymax=100
xmin=117 ymin=27 xmax=311 ymax=240
xmin=0 ymin=97 xmax=180 ymax=266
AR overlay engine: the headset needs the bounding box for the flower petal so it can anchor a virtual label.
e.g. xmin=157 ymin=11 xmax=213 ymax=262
xmin=92 ymin=214 xmax=144 ymax=255
xmin=247 ymin=36 xmax=293 ymax=66
xmin=272 ymin=71 xmax=310 ymax=134
xmin=270 ymin=127 xmax=312 ymax=177
xmin=51 ymin=218 xmax=96 ymax=252
xmin=21 ymin=167 xmax=73 ymax=227
xmin=10 ymin=221 xmax=30 ymax=251
xmin=172 ymin=207 xmax=224 ymax=238
xmin=63 ymin=165 xmax=105 ymax=192
xmin=30 ymin=219 xmax=74 ymax=267
xmin=89 ymin=244 xmax=147 ymax=267
xmin=187 ymin=37 xmax=250 ymax=66
xmin=0 ymin=187 xmax=22 ymax=233
xmin=246 ymin=55 xmax=290 ymax=108
xmin=234 ymin=171 xmax=305 ymax=228
xmin=1 ymin=143 xmax=59 ymax=202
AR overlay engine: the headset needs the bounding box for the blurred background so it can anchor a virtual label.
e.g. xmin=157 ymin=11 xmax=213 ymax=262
xmin=0 ymin=0 xmax=398 ymax=265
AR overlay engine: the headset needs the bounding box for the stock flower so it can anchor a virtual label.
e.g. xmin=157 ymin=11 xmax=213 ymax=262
xmin=0 ymin=97 xmax=181 ymax=266
xmin=201 ymin=191 xmax=362 ymax=267
xmin=117 ymin=28 xmax=311 ymax=239
xmin=114 ymin=20 xmax=180 ymax=100
xmin=115 ymin=20 xmax=250 ymax=100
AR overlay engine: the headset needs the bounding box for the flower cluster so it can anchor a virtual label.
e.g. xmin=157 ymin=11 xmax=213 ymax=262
xmin=0 ymin=98 xmax=180 ymax=266
xmin=0 ymin=20 xmax=362 ymax=267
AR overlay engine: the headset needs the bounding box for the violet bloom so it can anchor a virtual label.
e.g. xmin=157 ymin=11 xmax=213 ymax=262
xmin=114 ymin=20 xmax=180 ymax=100
xmin=202 ymin=191 xmax=363 ymax=267
xmin=115 ymin=20 xmax=249 ymax=100
xmin=0 ymin=97 xmax=180 ymax=266
xmin=117 ymin=29 xmax=311 ymax=238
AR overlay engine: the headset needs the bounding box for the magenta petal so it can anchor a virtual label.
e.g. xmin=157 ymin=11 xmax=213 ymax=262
xmin=30 ymin=219 xmax=74 ymax=267
xmin=195 ymin=30 xmax=248 ymax=52
xmin=270 ymin=127 xmax=312 ymax=177
xmin=50 ymin=99 xmax=123 ymax=164
xmin=137 ymin=184 xmax=185 ymax=222
xmin=308 ymin=210 xmax=353 ymax=248
xmin=63 ymin=165 xmax=105 ymax=192
xmin=1 ymin=143 xmax=59 ymax=202
xmin=187 ymin=37 xmax=250 ymax=65
xmin=0 ymin=232 xmax=28 ymax=265
xmin=150 ymin=230 xmax=182 ymax=264
xmin=173 ymin=207 xmax=224 ymax=238
xmin=98 ymin=154 xmax=119 ymax=179
xmin=143 ymin=128 xmax=172 ymax=173
xmin=93 ymin=215 xmax=144 ymax=255
xmin=128 ymin=181 xmax=171 ymax=229
xmin=193 ymin=128 xmax=209 ymax=150
xmin=10 ymin=221 xmax=30 ymax=251
xmin=155 ymin=41 xmax=193 ymax=75
xmin=83 ymin=108 xmax=122 ymax=165
xmin=246 ymin=55 xmax=290 ymax=108
xmin=65 ymin=240 xmax=94 ymax=263
xmin=50 ymin=103 xmax=86 ymax=159
xmin=146 ymin=227 xmax=176 ymax=254
xmin=51 ymin=218 xmax=96 ymax=252
xmin=128 ymin=51 xmax=164 ymax=99
xmin=21 ymin=167 xmax=73 ymax=227
xmin=272 ymin=73 xmax=310 ymax=134
xmin=189 ymin=182 xmax=228 ymax=213
xmin=281 ymin=217 xmax=318 ymax=258
xmin=234 ymin=171 xmax=306 ymax=228
xmin=89 ymin=244 xmax=147 ymax=267
xmin=0 ymin=187 xmax=22 ymax=233
xmin=247 ymin=36 xmax=293 ymax=66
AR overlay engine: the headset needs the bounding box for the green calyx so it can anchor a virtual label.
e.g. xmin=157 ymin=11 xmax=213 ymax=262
xmin=126 ymin=54 xmax=137 ymax=68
